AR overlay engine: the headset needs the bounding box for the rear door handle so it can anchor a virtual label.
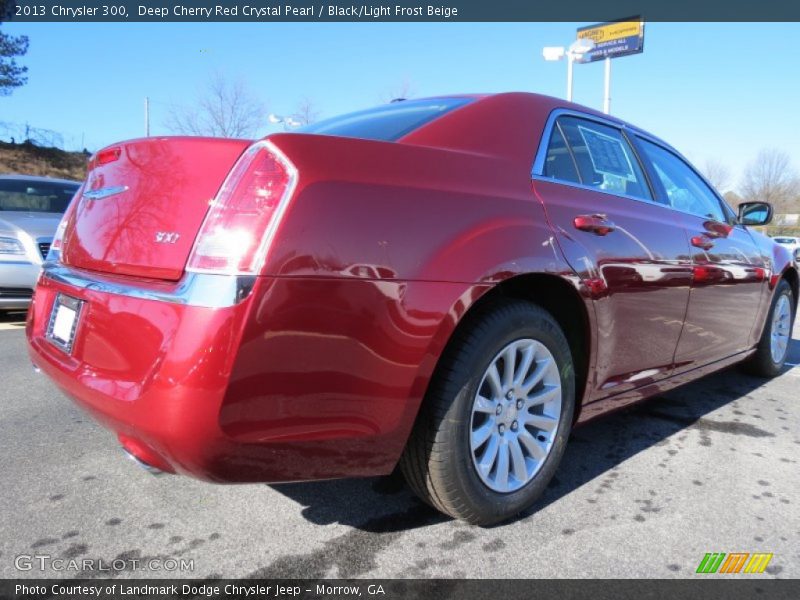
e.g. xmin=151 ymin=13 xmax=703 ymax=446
xmin=691 ymin=234 xmax=715 ymax=251
xmin=573 ymin=214 xmax=616 ymax=236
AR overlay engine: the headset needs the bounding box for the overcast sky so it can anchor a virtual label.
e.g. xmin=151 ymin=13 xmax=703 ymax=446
xmin=2 ymin=22 xmax=799 ymax=190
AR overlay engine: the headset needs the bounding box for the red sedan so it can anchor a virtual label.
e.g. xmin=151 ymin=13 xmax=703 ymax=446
xmin=27 ymin=93 xmax=798 ymax=525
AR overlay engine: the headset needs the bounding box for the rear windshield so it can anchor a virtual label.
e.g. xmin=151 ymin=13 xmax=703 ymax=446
xmin=0 ymin=179 xmax=79 ymax=213
xmin=774 ymin=238 xmax=797 ymax=244
xmin=298 ymin=97 xmax=473 ymax=141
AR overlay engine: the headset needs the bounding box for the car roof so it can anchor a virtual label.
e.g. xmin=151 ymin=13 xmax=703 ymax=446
xmin=399 ymin=92 xmax=681 ymax=166
xmin=0 ymin=174 xmax=81 ymax=185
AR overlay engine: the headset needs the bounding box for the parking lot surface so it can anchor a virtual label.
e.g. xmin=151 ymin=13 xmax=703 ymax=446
xmin=1 ymin=310 xmax=798 ymax=579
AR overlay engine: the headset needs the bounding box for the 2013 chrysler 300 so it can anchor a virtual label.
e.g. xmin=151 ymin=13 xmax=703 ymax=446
xmin=27 ymin=93 xmax=798 ymax=524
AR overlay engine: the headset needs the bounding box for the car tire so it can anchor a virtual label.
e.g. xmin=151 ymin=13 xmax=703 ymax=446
xmin=400 ymin=299 xmax=575 ymax=525
xmin=742 ymin=279 xmax=795 ymax=378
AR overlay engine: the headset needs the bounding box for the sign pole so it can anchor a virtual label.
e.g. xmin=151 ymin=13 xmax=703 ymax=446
xmin=603 ymin=57 xmax=611 ymax=114
xmin=144 ymin=96 xmax=151 ymax=137
xmin=567 ymin=54 xmax=574 ymax=102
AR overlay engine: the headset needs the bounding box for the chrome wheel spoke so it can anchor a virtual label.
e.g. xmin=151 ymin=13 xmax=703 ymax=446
xmin=521 ymin=358 xmax=551 ymax=393
xmin=494 ymin=441 xmax=510 ymax=489
xmin=524 ymin=413 xmax=558 ymax=431
xmin=486 ymin=364 xmax=503 ymax=399
xmin=477 ymin=435 xmax=500 ymax=474
xmin=471 ymin=419 xmax=495 ymax=448
xmin=518 ymin=430 xmax=547 ymax=460
xmin=526 ymin=383 xmax=560 ymax=407
xmin=502 ymin=344 xmax=516 ymax=388
xmin=513 ymin=345 xmax=535 ymax=386
xmin=474 ymin=395 xmax=496 ymax=414
xmin=508 ymin=437 xmax=528 ymax=482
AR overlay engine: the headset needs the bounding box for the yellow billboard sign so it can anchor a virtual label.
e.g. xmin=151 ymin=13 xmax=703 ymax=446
xmin=576 ymin=18 xmax=645 ymax=62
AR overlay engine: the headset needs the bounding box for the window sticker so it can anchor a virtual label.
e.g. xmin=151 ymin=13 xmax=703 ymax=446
xmin=577 ymin=125 xmax=636 ymax=181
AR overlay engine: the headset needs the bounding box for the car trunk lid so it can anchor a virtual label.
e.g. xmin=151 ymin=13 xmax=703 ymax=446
xmin=62 ymin=137 xmax=250 ymax=281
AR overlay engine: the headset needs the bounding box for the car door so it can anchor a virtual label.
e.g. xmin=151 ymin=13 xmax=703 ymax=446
xmin=633 ymin=137 xmax=769 ymax=368
xmin=532 ymin=114 xmax=694 ymax=400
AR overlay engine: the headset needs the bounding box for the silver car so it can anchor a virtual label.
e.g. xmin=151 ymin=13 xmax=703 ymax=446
xmin=0 ymin=175 xmax=80 ymax=313
xmin=771 ymin=236 xmax=800 ymax=265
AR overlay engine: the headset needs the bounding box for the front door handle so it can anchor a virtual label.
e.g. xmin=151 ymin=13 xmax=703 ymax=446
xmin=691 ymin=234 xmax=715 ymax=251
xmin=574 ymin=214 xmax=616 ymax=236
xmin=703 ymin=220 xmax=733 ymax=239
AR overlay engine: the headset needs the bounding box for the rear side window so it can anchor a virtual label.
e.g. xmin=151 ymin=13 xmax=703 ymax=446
xmin=298 ymin=97 xmax=473 ymax=142
xmin=0 ymin=179 xmax=79 ymax=213
xmin=637 ymin=139 xmax=726 ymax=222
xmin=555 ymin=117 xmax=652 ymax=201
xmin=543 ymin=126 xmax=581 ymax=184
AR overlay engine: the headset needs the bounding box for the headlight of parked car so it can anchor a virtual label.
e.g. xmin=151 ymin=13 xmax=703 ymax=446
xmin=0 ymin=235 xmax=27 ymax=260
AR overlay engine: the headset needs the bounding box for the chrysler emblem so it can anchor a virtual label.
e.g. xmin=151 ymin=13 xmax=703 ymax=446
xmin=82 ymin=185 xmax=129 ymax=200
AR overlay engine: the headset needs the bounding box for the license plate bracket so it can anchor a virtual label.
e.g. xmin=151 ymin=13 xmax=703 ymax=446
xmin=46 ymin=293 xmax=84 ymax=354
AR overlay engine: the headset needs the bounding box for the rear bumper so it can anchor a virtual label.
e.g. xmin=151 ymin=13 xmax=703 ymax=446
xmin=27 ymin=265 xmax=256 ymax=480
xmin=27 ymin=263 xmax=479 ymax=483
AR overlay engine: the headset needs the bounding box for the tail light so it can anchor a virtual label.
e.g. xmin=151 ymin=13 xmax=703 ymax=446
xmin=187 ymin=140 xmax=297 ymax=276
xmin=47 ymin=184 xmax=83 ymax=262
xmin=87 ymin=146 xmax=122 ymax=170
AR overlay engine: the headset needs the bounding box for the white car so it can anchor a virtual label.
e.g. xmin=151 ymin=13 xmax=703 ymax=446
xmin=0 ymin=175 xmax=80 ymax=313
xmin=772 ymin=236 xmax=800 ymax=263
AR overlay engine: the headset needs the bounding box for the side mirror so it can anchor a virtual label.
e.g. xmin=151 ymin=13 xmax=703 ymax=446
xmin=738 ymin=202 xmax=773 ymax=226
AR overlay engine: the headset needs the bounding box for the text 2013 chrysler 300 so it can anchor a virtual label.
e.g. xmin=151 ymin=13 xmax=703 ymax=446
xmin=27 ymin=94 xmax=798 ymax=524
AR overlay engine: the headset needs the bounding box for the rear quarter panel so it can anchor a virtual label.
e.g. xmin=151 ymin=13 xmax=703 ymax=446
xmin=218 ymin=131 xmax=591 ymax=473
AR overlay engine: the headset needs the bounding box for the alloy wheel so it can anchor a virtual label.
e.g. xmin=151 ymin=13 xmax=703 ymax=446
xmin=469 ymin=338 xmax=562 ymax=493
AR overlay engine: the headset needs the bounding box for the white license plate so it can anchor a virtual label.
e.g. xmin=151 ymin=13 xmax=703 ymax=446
xmin=46 ymin=294 xmax=84 ymax=353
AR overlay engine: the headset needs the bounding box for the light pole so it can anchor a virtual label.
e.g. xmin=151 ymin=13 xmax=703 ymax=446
xmin=542 ymin=39 xmax=596 ymax=103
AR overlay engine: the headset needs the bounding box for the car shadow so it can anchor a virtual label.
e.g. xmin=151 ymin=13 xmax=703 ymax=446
xmin=270 ymin=335 xmax=799 ymax=531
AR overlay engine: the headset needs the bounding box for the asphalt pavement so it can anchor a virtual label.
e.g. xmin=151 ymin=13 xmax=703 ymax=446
xmin=0 ymin=309 xmax=798 ymax=579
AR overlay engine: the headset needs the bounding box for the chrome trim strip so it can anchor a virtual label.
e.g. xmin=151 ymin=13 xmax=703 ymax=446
xmin=531 ymin=174 xmax=660 ymax=208
xmin=82 ymin=186 xmax=129 ymax=200
xmin=41 ymin=263 xmax=255 ymax=308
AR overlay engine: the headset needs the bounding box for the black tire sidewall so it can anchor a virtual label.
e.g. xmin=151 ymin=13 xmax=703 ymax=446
xmin=438 ymin=303 xmax=575 ymax=523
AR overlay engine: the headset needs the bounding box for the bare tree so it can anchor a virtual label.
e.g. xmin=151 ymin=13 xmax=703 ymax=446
xmin=166 ymin=73 xmax=267 ymax=138
xmin=702 ymin=159 xmax=731 ymax=193
xmin=380 ymin=77 xmax=415 ymax=103
xmin=292 ymin=97 xmax=320 ymax=126
xmin=723 ymin=190 xmax=743 ymax=208
xmin=740 ymin=149 xmax=800 ymax=213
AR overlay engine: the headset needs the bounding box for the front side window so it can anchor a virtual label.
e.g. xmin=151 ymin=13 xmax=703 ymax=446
xmin=637 ymin=139 xmax=726 ymax=222
xmin=552 ymin=117 xmax=653 ymax=201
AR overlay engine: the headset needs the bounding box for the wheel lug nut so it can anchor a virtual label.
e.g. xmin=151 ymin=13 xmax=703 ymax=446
xmin=516 ymin=399 xmax=523 ymax=410
xmin=496 ymin=405 xmax=503 ymax=415
xmin=506 ymin=391 xmax=514 ymax=400
xmin=498 ymin=424 xmax=505 ymax=434
xmin=511 ymin=421 xmax=518 ymax=431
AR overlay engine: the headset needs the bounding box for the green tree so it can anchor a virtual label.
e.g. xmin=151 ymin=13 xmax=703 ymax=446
xmin=0 ymin=22 xmax=29 ymax=96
